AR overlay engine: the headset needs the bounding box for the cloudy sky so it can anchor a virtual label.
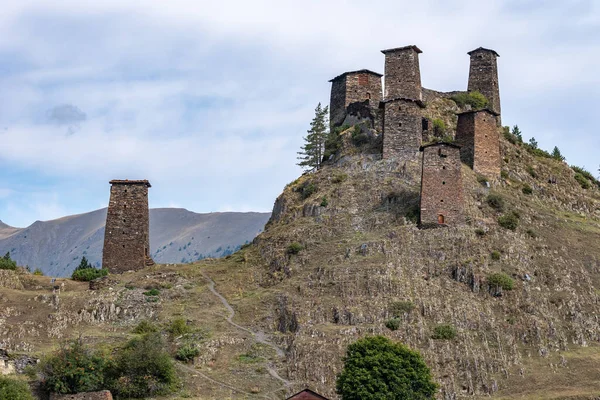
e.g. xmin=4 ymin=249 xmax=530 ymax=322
xmin=0 ymin=0 xmax=598 ymax=227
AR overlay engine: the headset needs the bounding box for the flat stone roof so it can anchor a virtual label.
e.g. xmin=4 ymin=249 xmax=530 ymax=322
xmin=380 ymin=97 xmax=426 ymax=108
xmin=467 ymin=47 xmax=500 ymax=57
xmin=456 ymin=108 xmax=500 ymax=117
xmin=420 ymin=142 xmax=462 ymax=151
xmin=109 ymin=179 xmax=152 ymax=188
xmin=328 ymin=69 xmax=383 ymax=82
xmin=381 ymin=45 xmax=422 ymax=55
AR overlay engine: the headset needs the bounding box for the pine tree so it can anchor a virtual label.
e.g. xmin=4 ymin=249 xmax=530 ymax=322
xmin=3 ymin=252 xmax=10 ymax=261
xmin=297 ymin=103 xmax=329 ymax=171
xmin=511 ymin=125 xmax=522 ymax=142
xmin=528 ymin=137 xmax=538 ymax=149
xmin=551 ymin=146 xmax=565 ymax=161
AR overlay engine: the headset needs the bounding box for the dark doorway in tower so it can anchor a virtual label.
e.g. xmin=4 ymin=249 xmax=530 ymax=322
xmin=438 ymin=214 xmax=445 ymax=224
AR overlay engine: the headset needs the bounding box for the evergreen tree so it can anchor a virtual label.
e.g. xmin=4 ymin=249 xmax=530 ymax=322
xmin=75 ymin=256 xmax=92 ymax=271
xmin=511 ymin=125 xmax=522 ymax=142
xmin=528 ymin=137 xmax=538 ymax=149
xmin=3 ymin=252 xmax=10 ymax=261
xmin=551 ymin=146 xmax=565 ymax=161
xmin=297 ymin=103 xmax=329 ymax=171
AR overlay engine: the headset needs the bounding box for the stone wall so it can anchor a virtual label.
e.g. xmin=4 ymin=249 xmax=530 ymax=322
xmin=467 ymin=48 xmax=501 ymax=124
xmin=329 ymin=70 xmax=382 ymax=127
xmin=419 ymin=143 xmax=464 ymax=226
xmin=382 ymin=98 xmax=425 ymax=159
xmin=382 ymin=45 xmax=422 ymax=100
xmin=50 ymin=391 xmax=113 ymax=400
xmin=102 ymin=180 xmax=151 ymax=274
xmin=455 ymin=110 xmax=501 ymax=179
xmin=421 ymin=88 xmax=467 ymax=103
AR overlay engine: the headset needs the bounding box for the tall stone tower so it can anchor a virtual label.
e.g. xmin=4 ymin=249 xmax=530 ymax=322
xmin=381 ymin=45 xmax=422 ymax=100
xmin=455 ymin=109 xmax=501 ymax=179
xmin=381 ymin=98 xmax=425 ymax=159
xmin=102 ymin=180 xmax=153 ymax=274
xmin=467 ymin=47 xmax=501 ymax=123
xmin=329 ymin=69 xmax=383 ymax=127
xmin=419 ymin=143 xmax=464 ymax=227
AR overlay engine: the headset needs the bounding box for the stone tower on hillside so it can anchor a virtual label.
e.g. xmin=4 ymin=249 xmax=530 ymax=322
xmin=419 ymin=143 xmax=464 ymax=227
xmin=102 ymin=180 xmax=153 ymax=274
xmin=329 ymin=70 xmax=383 ymax=128
xmin=467 ymin=47 xmax=501 ymax=123
xmin=381 ymin=45 xmax=422 ymax=100
xmin=455 ymin=109 xmax=501 ymax=179
xmin=381 ymin=98 xmax=426 ymax=159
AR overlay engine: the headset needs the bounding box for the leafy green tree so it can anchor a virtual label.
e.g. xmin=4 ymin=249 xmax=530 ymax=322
xmin=0 ymin=252 xmax=17 ymax=270
xmin=336 ymin=336 xmax=437 ymax=400
xmin=551 ymin=146 xmax=565 ymax=161
xmin=71 ymin=256 xmax=108 ymax=281
xmin=297 ymin=103 xmax=329 ymax=171
xmin=528 ymin=137 xmax=538 ymax=150
xmin=0 ymin=376 xmax=35 ymax=400
xmin=511 ymin=125 xmax=522 ymax=142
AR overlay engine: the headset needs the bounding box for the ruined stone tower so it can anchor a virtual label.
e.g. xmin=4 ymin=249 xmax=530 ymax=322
xmin=102 ymin=180 xmax=153 ymax=274
xmin=419 ymin=143 xmax=464 ymax=227
xmin=381 ymin=45 xmax=422 ymax=100
xmin=467 ymin=47 xmax=501 ymax=123
xmin=455 ymin=109 xmax=501 ymax=179
xmin=329 ymin=70 xmax=383 ymax=127
xmin=381 ymin=98 xmax=425 ymax=159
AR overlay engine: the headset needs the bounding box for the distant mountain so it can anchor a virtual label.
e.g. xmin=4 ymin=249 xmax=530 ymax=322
xmin=0 ymin=209 xmax=270 ymax=277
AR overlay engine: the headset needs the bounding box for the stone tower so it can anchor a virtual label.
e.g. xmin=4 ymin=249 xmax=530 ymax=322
xmin=419 ymin=143 xmax=464 ymax=227
xmin=102 ymin=180 xmax=153 ymax=274
xmin=467 ymin=47 xmax=501 ymax=123
xmin=329 ymin=69 xmax=383 ymax=127
xmin=381 ymin=98 xmax=425 ymax=159
xmin=381 ymin=45 xmax=422 ymax=100
xmin=455 ymin=109 xmax=501 ymax=179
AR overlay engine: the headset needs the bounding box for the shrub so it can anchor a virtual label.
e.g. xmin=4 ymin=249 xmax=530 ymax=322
xmin=72 ymin=267 xmax=108 ymax=282
xmin=287 ymin=242 xmax=304 ymax=255
xmin=389 ymin=300 xmax=416 ymax=317
xmin=0 ymin=376 xmax=35 ymax=400
xmin=500 ymin=170 xmax=509 ymax=179
xmin=108 ymin=332 xmax=178 ymax=398
xmin=498 ymin=212 xmax=519 ymax=231
xmin=476 ymin=174 xmax=489 ymax=186
xmin=574 ymin=173 xmax=591 ymax=189
xmin=143 ymin=288 xmax=160 ymax=296
xmin=451 ymin=91 xmax=488 ymax=109
xmin=336 ymin=336 xmax=437 ymax=400
xmin=432 ymin=324 xmax=457 ymax=340
xmin=474 ymin=228 xmax=486 ymax=237
xmin=351 ymin=125 xmax=369 ymax=146
xmin=526 ymin=229 xmax=538 ymax=239
xmin=320 ymin=197 xmax=329 ymax=207
xmin=405 ymin=206 xmax=420 ymax=224
xmin=571 ymin=166 xmax=599 ymax=186
xmin=522 ymin=184 xmax=533 ymax=195
xmin=175 ymin=344 xmax=200 ymax=362
xmin=168 ymin=318 xmax=192 ymax=337
xmin=332 ymin=173 xmax=348 ymax=183
xmin=132 ymin=320 xmax=158 ymax=334
xmin=486 ymin=194 xmax=505 ymax=211
xmin=526 ymin=165 xmax=537 ymax=178
xmin=33 ymin=268 xmax=44 ymax=276
xmin=39 ymin=339 xmax=109 ymax=394
xmin=487 ymin=272 xmax=514 ymax=290
xmin=300 ymin=182 xmax=317 ymax=199
xmin=385 ymin=318 xmax=401 ymax=331
xmin=323 ymin=124 xmax=349 ymax=159
xmin=491 ymin=251 xmax=501 ymax=261
xmin=432 ymin=119 xmax=446 ymax=135
xmin=0 ymin=252 xmax=17 ymax=270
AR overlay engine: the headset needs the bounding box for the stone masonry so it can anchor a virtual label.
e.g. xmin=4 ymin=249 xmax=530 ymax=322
xmin=102 ymin=180 xmax=152 ymax=274
xmin=381 ymin=98 xmax=426 ymax=159
xmin=419 ymin=143 xmax=465 ymax=227
xmin=455 ymin=109 xmax=501 ymax=179
xmin=381 ymin=45 xmax=422 ymax=101
xmin=329 ymin=70 xmax=383 ymax=127
xmin=467 ymin=47 xmax=501 ymax=124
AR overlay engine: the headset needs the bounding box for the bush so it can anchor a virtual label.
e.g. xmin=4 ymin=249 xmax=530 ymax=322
xmin=0 ymin=252 xmax=17 ymax=270
xmin=498 ymin=212 xmax=520 ymax=231
xmin=71 ymin=256 xmax=108 ymax=281
xmin=574 ymin=173 xmax=591 ymax=189
xmin=143 ymin=288 xmax=160 ymax=296
xmin=351 ymin=125 xmax=369 ymax=146
xmin=33 ymin=268 xmax=44 ymax=276
xmin=175 ymin=344 xmax=200 ymax=362
xmin=526 ymin=165 xmax=537 ymax=178
xmin=323 ymin=125 xmax=349 ymax=159
xmin=320 ymin=197 xmax=329 ymax=207
xmin=132 ymin=320 xmax=158 ymax=334
xmin=332 ymin=173 xmax=348 ymax=183
xmin=287 ymin=242 xmax=304 ymax=255
xmin=168 ymin=318 xmax=192 ymax=337
xmin=522 ymin=184 xmax=533 ymax=195
xmin=476 ymin=174 xmax=489 ymax=186
xmin=432 ymin=119 xmax=446 ymax=135
xmin=487 ymin=272 xmax=514 ymax=290
xmin=500 ymin=170 xmax=509 ymax=179
xmin=474 ymin=228 xmax=486 ymax=237
xmin=451 ymin=91 xmax=488 ymax=109
xmin=526 ymin=229 xmax=538 ymax=239
xmin=0 ymin=376 xmax=35 ymax=400
xmin=389 ymin=301 xmax=416 ymax=317
xmin=486 ymin=194 xmax=505 ymax=211
xmin=491 ymin=251 xmax=501 ymax=261
xmin=299 ymin=181 xmax=317 ymax=200
xmin=108 ymin=333 xmax=178 ymax=398
xmin=432 ymin=324 xmax=457 ymax=340
xmin=39 ymin=339 xmax=109 ymax=394
xmin=571 ymin=166 xmax=599 ymax=186
xmin=385 ymin=318 xmax=401 ymax=331
xmin=336 ymin=336 xmax=437 ymax=400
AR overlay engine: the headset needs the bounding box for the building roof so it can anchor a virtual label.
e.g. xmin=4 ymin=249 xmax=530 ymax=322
xmin=467 ymin=47 xmax=500 ymax=57
xmin=420 ymin=142 xmax=462 ymax=151
xmin=109 ymin=179 xmax=152 ymax=188
xmin=381 ymin=45 xmax=422 ymax=55
xmin=328 ymin=69 xmax=383 ymax=82
xmin=456 ymin=108 xmax=500 ymax=117
xmin=380 ymin=97 xmax=426 ymax=108
xmin=286 ymin=388 xmax=330 ymax=400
